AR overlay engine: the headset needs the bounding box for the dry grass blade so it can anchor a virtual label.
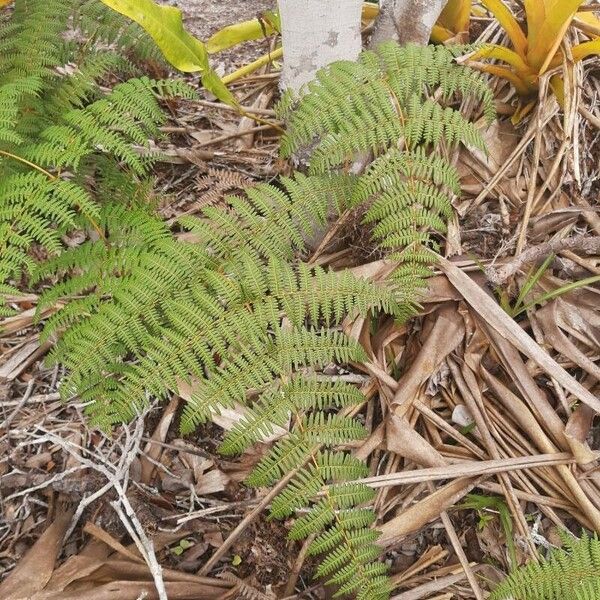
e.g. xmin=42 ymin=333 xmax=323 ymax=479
xmin=438 ymin=257 xmax=600 ymax=414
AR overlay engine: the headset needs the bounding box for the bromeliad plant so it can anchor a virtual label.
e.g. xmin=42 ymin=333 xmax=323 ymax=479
xmin=470 ymin=0 xmax=600 ymax=119
xmin=432 ymin=0 xmax=472 ymax=42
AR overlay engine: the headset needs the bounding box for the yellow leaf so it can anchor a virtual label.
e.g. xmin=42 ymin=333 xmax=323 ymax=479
xmin=207 ymin=12 xmax=280 ymax=54
xmin=572 ymin=37 xmax=600 ymax=62
xmin=100 ymin=0 xmax=236 ymax=106
xmin=438 ymin=0 xmax=471 ymax=33
xmin=481 ymin=0 xmax=528 ymax=58
xmin=0 ymin=0 xmax=13 ymax=6
xmin=475 ymin=64 xmax=533 ymax=96
xmin=574 ymin=11 xmax=600 ymax=36
xmin=430 ymin=24 xmax=455 ymax=43
xmin=527 ymin=0 xmax=585 ymax=72
xmin=471 ymin=44 xmax=532 ymax=75
xmin=549 ymin=74 xmax=565 ymax=108
xmin=222 ymin=47 xmax=283 ymax=85
xmin=511 ymin=100 xmax=536 ymax=124
xmin=362 ymin=2 xmax=379 ymax=21
xmin=523 ymin=0 xmax=545 ymax=52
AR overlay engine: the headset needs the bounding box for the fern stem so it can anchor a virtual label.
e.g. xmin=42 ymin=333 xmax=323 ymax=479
xmin=0 ymin=150 xmax=107 ymax=244
xmin=0 ymin=150 xmax=57 ymax=180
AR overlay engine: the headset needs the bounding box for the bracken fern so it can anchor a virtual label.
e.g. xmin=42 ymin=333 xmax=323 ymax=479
xmin=0 ymin=0 xmax=194 ymax=314
xmin=492 ymin=532 xmax=600 ymax=600
xmin=279 ymin=43 xmax=494 ymax=312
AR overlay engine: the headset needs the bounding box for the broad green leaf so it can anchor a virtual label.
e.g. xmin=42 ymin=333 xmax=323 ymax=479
xmin=100 ymin=0 xmax=236 ymax=106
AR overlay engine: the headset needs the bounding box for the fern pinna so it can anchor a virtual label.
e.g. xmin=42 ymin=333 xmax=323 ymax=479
xmin=0 ymin=0 xmax=193 ymax=315
xmin=279 ymin=43 xmax=494 ymax=313
xmin=492 ymin=532 xmax=600 ymax=600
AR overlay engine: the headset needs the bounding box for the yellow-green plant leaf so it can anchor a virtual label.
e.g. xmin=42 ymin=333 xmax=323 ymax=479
xmin=431 ymin=24 xmax=455 ymax=43
xmin=362 ymin=2 xmax=379 ymax=22
xmin=475 ymin=64 xmax=533 ymax=96
xmin=523 ymin=0 xmax=546 ymax=52
xmin=207 ymin=11 xmax=280 ymax=54
xmin=572 ymin=37 xmax=600 ymax=62
xmin=100 ymin=0 xmax=236 ymax=106
xmin=481 ymin=0 xmax=528 ymax=58
xmin=438 ymin=0 xmax=471 ymax=33
xmin=574 ymin=10 xmax=600 ymax=36
xmin=549 ymin=74 xmax=565 ymax=108
xmin=471 ymin=44 xmax=532 ymax=75
xmin=527 ymin=0 xmax=585 ymax=72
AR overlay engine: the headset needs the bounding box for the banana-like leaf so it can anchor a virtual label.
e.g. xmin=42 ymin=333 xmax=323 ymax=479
xmin=207 ymin=11 xmax=280 ymax=54
xmin=100 ymin=0 xmax=236 ymax=106
xmin=481 ymin=0 xmax=528 ymax=57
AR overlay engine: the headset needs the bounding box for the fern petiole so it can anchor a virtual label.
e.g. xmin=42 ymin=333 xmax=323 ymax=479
xmin=0 ymin=150 xmax=108 ymax=245
xmin=0 ymin=149 xmax=57 ymax=180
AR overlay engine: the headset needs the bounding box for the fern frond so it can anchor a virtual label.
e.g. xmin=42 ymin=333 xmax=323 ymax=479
xmin=492 ymin=532 xmax=600 ymax=600
xmin=280 ymin=43 xmax=494 ymax=318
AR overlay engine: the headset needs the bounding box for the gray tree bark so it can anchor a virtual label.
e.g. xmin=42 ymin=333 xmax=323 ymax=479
xmin=369 ymin=0 xmax=448 ymax=47
xmin=278 ymin=0 xmax=363 ymax=95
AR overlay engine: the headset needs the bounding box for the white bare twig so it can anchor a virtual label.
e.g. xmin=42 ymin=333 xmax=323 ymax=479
xmin=32 ymin=412 xmax=168 ymax=600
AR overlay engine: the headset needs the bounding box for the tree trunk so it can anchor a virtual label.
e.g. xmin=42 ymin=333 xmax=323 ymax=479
xmin=369 ymin=0 xmax=448 ymax=47
xmin=278 ymin=0 xmax=363 ymax=95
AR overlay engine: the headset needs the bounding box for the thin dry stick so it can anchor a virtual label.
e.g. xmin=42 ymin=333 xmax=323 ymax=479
xmin=195 ymin=122 xmax=284 ymax=149
xmin=486 ymin=234 xmax=600 ymax=285
xmin=195 ymin=99 xmax=277 ymax=116
xmin=453 ymin=360 xmax=538 ymax=557
xmin=283 ymin=534 xmax=315 ymax=597
xmin=32 ymin=419 xmax=168 ymax=600
xmin=391 ymin=570 xmax=473 ymax=600
xmin=469 ymin=105 xmax=558 ymax=212
xmin=431 ymin=482 xmax=484 ymax=600
xmin=198 ymin=469 xmax=298 ymax=576
xmin=355 ymin=453 xmax=573 ymax=488
xmin=516 ymin=78 xmax=549 ymax=255
xmin=439 ymin=257 xmax=600 ymax=415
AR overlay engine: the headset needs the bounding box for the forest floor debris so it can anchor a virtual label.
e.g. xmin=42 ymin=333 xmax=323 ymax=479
xmin=1 ymin=1 xmax=600 ymax=599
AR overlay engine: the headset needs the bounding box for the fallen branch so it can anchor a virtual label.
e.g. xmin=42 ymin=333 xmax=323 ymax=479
xmin=486 ymin=235 xmax=600 ymax=285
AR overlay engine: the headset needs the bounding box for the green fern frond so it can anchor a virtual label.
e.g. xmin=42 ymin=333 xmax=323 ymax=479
xmin=0 ymin=2 xmax=195 ymax=306
xmin=280 ymin=42 xmax=494 ymax=316
xmin=15 ymin=32 xmax=496 ymax=599
xmin=492 ymin=532 xmax=600 ymax=600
